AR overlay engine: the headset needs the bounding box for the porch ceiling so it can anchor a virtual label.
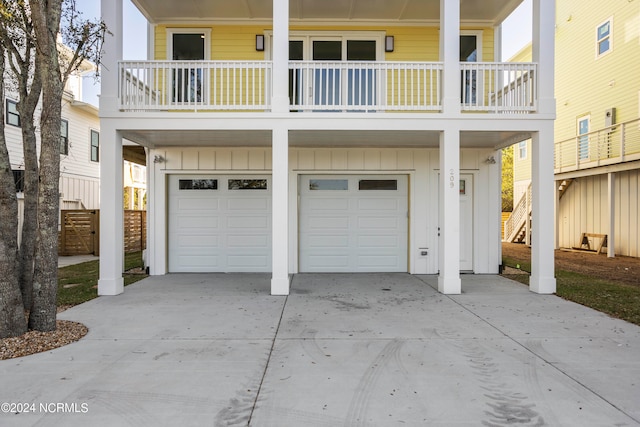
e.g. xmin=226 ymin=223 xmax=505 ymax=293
xmin=131 ymin=0 xmax=522 ymax=25
xmin=120 ymin=129 xmax=530 ymax=149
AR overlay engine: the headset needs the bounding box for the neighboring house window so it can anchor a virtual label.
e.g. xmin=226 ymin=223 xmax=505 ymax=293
xmin=518 ymin=141 xmax=527 ymax=160
xmin=13 ymin=170 xmax=25 ymax=192
xmin=90 ymin=129 xmax=99 ymax=162
xmin=578 ymin=116 xmax=590 ymax=160
xmin=6 ymin=99 xmax=20 ymax=127
xmin=60 ymin=119 xmax=69 ymax=155
xmin=596 ymin=18 xmax=612 ymax=58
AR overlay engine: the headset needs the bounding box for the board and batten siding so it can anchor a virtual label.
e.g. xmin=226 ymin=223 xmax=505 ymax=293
xmin=558 ymin=170 xmax=640 ymax=257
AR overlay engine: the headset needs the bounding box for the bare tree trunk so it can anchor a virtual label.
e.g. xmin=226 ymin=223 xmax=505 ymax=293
xmin=17 ymin=67 xmax=42 ymax=312
xmin=28 ymin=0 xmax=63 ymax=332
xmin=0 ymin=49 xmax=28 ymax=338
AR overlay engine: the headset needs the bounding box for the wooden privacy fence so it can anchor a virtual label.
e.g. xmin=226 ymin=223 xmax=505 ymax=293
xmin=59 ymin=210 xmax=146 ymax=256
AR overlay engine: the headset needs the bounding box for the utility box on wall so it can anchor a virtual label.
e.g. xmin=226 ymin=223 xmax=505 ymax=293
xmin=605 ymin=108 xmax=616 ymax=128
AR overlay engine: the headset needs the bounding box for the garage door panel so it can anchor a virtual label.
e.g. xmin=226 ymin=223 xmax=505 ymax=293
xmin=357 ymin=216 xmax=401 ymax=229
xmin=177 ymin=198 xmax=219 ymax=211
xmin=227 ymin=216 xmax=269 ymax=229
xmin=357 ymin=198 xmax=400 ymax=210
xmin=306 ymin=216 xmax=350 ymax=229
xmin=358 ymin=235 xmax=399 ymax=248
xmin=177 ymin=255 xmax=220 ymax=268
xmin=177 ymin=235 xmax=220 ymax=247
xmin=307 ymin=235 xmax=349 ymax=248
xmin=227 ymin=255 xmax=269 ymax=268
xmin=357 ymin=255 xmax=401 ymax=268
xmin=306 ymin=255 xmax=350 ymax=269
xmin=227 ymin=235 xmax=269 ymax=248
xmin=227 ymin=198 xmax=269 ymax=210
xmin=177 ymin=216 xmax=219 ymax=229
xmin=305 ymin=198 xmax=350 ymax=210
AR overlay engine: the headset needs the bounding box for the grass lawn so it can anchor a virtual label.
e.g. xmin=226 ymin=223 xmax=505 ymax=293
xmin=58 ymin=251 xmax=148 ymax=307
xmin=502 ymin=256 xmax=640 ymax=326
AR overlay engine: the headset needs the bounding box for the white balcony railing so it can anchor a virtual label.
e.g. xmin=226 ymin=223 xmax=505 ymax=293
xmin=288 ymin=61 xmax=443 ymax=112
xmin=119 ymin=61 xmax=272 ymax=111
xmin=461 ymin=62 xmax=537 ymax=113
xmin=118 ymin=60 xmax=538 ymax=114
xmin=554 ymin=118 xmax=640 ymax=172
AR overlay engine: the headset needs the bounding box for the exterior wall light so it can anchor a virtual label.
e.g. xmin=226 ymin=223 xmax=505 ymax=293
xmin=153 ymin=155 xmax=165 ymax=164
xmin=385 ymin=36 xmax=394 ymax=52
xmin=256 ymin=35 xmax=265 ymax=51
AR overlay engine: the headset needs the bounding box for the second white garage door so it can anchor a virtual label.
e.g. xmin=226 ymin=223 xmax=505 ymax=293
xmin=168 ymin=175 xmax=271 ymax=272
xmin=299 ymin=175 xmax=408 ymax=272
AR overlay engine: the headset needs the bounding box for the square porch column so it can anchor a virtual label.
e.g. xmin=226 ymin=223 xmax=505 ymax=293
xmin=438 ymin=130 xmax=461 ymax=294
xmin=99 ymin=0 xmax=122 ymax=114
xmin=530 ymin=124 xmax=556 ymax=294
xmin=607 ymin=173 xmax=615 ymax=258
xmin=271 ymin=126 xmax=290 ymax=295
xmin=98 ymin=124 xmax=124 ymax=295
xmin=440 ymin=0 xmax=460 ymax=114
xmin=532 ymin=0 xmax=556 ymax=115
xmin=272 ymin=0 xmax=290 ymax=113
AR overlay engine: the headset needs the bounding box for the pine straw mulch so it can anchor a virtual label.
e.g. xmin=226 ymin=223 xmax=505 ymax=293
xmin=0 ymin=317 xmax=88 ymax=361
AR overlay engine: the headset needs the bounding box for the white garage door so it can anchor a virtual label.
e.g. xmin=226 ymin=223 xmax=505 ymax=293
xmin=299 ymin=175 xmax=408 ymax=272
xmin=168 ymin=175 xmax=271 ymax=272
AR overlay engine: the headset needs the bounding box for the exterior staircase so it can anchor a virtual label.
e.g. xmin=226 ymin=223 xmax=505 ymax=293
xmin=504 ymin=183 xmax=531 ymax=243
xmin=503 ymin=179 xmax=574 ymax=243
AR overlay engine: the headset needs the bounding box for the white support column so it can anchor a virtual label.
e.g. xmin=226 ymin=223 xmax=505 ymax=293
xmin=530 ymin=124 xmax=556 ymax=294
xmin=272 ymin=0 xmax=290 ymax=112
xmin=271 ymin=126 xmax=290 ymax=295
xmin=98 ymin=123 xmax=124 ymax=295
xmin=438 ymin=130 xmax=461 ymax=294
xmin=532 ymin=0 xmax=556 ymax=115
xmin=99 ymin=0 xmax=123 ymax=114
xmin=607 ymin=172 xmax=616 ymax=258
xmin=554 ymin=180 xmax=560 ymax=250
xmin=440 ymin=0 xmax=460 ymax=114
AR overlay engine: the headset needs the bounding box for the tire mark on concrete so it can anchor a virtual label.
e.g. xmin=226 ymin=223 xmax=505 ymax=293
xmin=457 ymin=341 xmax=546 ymax=427
xmin=344 ymin=339 xmax=405 ymax=427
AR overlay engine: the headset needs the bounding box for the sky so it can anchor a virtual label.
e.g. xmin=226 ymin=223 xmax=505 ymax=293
xmin=77 ymin=0 xmax=533 ymax=105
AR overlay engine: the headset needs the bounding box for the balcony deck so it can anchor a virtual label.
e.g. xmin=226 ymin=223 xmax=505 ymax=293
xmin=555 ymin=118 xmax=640 ymax=173
xmin=119 ymin=60 xmax=538 ymax=115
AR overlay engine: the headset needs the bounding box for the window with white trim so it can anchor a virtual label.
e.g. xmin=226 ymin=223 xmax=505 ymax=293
xmin=596 ymin=18 xmax=612 ymax=58
xmin=6 ymin=99 xmax=20 ymax=127
xmin=90 ymin=129 xmax=99 ymax=162
xmin=518 ymin=141 xmax=527 ymax=160
xmin=60 ymin=119 xmax=69 ymax=155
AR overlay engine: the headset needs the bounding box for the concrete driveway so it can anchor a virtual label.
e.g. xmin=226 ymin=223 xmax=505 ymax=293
xmin=1 ymin=273 xmax=639 ymax=426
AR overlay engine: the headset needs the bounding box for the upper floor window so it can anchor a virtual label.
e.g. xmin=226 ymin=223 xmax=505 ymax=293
xmin=596 ymin=18 xmax=612 ymax=58
xmin=60 ymin=119 xmax=69 ymax=155
xmin=518 ymin=141 xmax=527 ymax=160
xmin=6 ymin=99 xmax=20 ymax=127
xmin=13 ymin=170 xmax=24 ymax=193
xmin=90 ymin=129 xmax=99 ymax=162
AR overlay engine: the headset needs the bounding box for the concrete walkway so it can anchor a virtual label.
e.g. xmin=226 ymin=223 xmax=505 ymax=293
xmin=1 ymin=274 xmax=639 ymax=426
xmin=58 ymin=255 xmax=99 ymax=268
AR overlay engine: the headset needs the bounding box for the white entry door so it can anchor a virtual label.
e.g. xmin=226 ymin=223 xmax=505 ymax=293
xmin=299 ymin=175 xmax=408 ymax=272
xmin=168 ymin=175 xmax=271 ymax=272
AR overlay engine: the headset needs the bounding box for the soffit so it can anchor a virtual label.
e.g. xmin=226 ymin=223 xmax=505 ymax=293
xmin=132 ymin=0 xmax=522 ymax=25
xmin=120 ymin=129 xmax=529 ymax=149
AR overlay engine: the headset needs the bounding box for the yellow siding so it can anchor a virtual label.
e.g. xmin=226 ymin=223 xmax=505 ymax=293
xmin=512 ymin=141 xmax=532 ymax=182
xmin=555 ymin=0 xmax=640 ymax=142
xmin=154 ymin=25 xmax=494 ymax=62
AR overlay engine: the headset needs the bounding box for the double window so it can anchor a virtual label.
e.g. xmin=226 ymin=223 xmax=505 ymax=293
xmin=596 ymin=18 xmax=612 ymax=58
xmin=6 ymin=99 xmax=20 ymax=127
